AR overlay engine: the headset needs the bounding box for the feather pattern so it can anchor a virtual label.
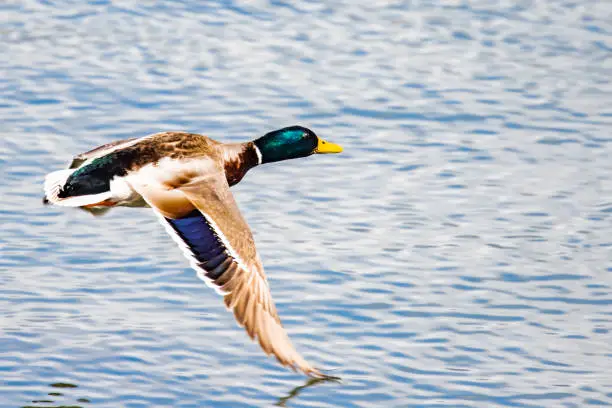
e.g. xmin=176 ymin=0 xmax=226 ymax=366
xmin=124 ymin=158 xmax=322 ymax=376
xmin=42 ymin=126 xmax=340 ymax=377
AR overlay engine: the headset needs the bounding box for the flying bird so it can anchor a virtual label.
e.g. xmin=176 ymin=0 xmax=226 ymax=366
xmin=43 ymin=126 xmax=343 ymax=377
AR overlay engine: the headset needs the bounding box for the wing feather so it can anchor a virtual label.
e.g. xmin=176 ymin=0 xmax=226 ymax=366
xmin=129 ymin=160 xmax=322 ymax=377
xmin=69 ymin=137 xmax=143 ymax=169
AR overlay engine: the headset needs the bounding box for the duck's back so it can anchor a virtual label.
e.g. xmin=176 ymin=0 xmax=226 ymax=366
xmin=43 ymin=132 xmax=217 ymax=210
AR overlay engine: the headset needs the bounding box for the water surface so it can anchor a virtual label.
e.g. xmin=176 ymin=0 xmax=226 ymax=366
xmin=2 ymin=1 xmax=612 ymax=407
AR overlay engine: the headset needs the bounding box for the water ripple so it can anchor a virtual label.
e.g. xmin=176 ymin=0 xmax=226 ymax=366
xmin=2 ymin=0 xmax=612 ymax=407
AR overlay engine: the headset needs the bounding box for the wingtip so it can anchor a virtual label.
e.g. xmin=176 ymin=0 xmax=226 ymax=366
xmin=312 ymin=371 xmax=342 ymax=381
xmin=304 ymin=367 xmax=324 ymax=378
xmin=302 ymin=365 xmax=341 ymax=380
xmin=293 ymin=360 xmax=343 ymax=380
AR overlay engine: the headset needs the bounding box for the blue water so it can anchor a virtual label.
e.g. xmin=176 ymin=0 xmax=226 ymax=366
xmin=2 ymin=1 xmax=612 ymax=407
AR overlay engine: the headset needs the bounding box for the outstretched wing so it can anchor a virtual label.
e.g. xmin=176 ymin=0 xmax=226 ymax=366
xmin=128 ymin=160 xmax=321 ymax=376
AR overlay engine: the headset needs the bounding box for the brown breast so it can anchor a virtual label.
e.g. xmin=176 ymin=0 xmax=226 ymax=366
xmin=222 ymin=142 xmax=260 ymax=186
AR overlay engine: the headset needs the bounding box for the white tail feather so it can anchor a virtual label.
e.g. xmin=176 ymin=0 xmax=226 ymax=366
xmin=43 ymin=169 xmax=112 ymax=207
xmin=44 ymin=169 xmax=74 ymax=204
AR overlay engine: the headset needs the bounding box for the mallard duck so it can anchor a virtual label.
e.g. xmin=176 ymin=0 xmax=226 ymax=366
xmin=43 ymin=126 xmax=342 ymax=377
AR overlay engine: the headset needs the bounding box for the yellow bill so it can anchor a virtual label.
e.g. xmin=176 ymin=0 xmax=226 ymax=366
xmin=315 ymin=138 xmax=343 ymax=154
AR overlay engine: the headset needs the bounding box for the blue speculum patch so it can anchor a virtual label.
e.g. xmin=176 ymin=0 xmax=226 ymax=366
xmin=166 ymin=210 xmax=227 ymax=272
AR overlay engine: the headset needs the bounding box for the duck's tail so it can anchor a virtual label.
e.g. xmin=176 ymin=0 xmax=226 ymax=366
xmin=43 ymin=169 xmax=74 ymax=205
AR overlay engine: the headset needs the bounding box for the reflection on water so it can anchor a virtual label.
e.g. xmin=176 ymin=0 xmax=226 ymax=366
xmin=22 ymin=383 xmax=90 ymax=408
xmin=22 ymin=378 xmax=341 ymax=408
xmin=275 ymin=376 xmax=342 ymax=407
xmin=3 ymin=0 xmax=612 ymax=406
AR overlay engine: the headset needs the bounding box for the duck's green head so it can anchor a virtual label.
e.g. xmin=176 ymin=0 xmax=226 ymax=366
xmin=254 ymin=126 xmax=343 ymax=164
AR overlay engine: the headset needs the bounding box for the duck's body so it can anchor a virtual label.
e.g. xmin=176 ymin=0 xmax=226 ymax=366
xmin=44 ymin=131 xmax=261 ymax=211
xmin=43 ymin=126 xmax=342 ymax=377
